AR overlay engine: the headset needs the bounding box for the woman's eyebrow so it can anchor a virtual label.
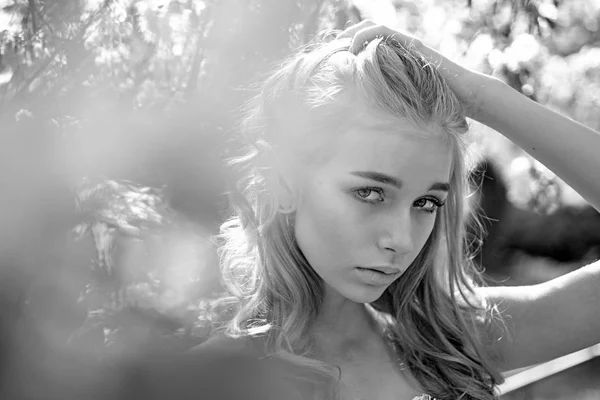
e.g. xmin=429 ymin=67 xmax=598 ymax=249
xmin=429 ymin=182 xmax=450 ymax=192
xmin=350 ymin=171 xmax=450 ymax=192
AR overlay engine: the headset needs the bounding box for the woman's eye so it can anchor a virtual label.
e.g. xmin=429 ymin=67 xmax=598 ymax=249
xmin=414 ymin=197 xmax=445 ymax=213
xmin=354 ymin=188 xmax=384 ymax=203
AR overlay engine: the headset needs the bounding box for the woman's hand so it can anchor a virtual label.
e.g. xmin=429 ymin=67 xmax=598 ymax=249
xmin=338 ymin=20 xmax=496 ymax=119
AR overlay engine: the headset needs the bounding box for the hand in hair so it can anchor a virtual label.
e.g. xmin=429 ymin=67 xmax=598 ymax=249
xmin=338 ymin=20 xmax=492 ymax=119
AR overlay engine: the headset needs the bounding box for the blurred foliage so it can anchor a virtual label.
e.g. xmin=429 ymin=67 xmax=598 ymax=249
xmin=0 ymin=2 xmax=363 ymax=391
xmin=1 ymin=1 xmax=600 ymax=397
xmin=0 ymin=0 xmax=361 ymax=115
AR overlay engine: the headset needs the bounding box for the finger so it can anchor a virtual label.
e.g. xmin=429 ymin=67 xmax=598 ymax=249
xmin=350 ymin=26 xmax=422 ymax=54
xmin=336 ymin=19 xmax=376 ymax=39
xmin=348 ymin=25 xmax=395 ymax=54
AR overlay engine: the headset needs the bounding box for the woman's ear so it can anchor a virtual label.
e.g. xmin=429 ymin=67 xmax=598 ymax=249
xmin=274 ymin=173 xmax=297 ymax=214
xmin=266 ymin=153 xmax=299 ymax=214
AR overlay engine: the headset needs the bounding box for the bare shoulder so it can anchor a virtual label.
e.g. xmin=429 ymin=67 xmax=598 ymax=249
xmin=188 ymin=333 xmax=262 ymax=358
xmin=184 ymin=335 xmax=286 ymax=400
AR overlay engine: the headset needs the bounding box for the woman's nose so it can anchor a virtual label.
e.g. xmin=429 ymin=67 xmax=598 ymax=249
xmin=378 ymin=212 xmax=414 ymax=255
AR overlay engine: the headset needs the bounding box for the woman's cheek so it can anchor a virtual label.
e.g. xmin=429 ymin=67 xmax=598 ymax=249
xmin=295 ymin=190 xmax=359 ymax=258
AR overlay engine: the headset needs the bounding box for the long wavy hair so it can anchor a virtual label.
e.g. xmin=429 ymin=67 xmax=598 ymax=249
xmin=216 ymin=34 xmax=505 ymax=400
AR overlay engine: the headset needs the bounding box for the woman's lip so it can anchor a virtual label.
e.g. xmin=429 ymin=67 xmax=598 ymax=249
xmin=355 ymin=267 xmax=400 ymax=285
xmin=359 ymin=266 xmax=401 ymax=275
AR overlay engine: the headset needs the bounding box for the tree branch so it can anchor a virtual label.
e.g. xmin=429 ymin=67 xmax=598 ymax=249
xmin=28 ymin=0 xmax=38 ymax=35
xmin=184 ymin=6 xmax=213 ymax=99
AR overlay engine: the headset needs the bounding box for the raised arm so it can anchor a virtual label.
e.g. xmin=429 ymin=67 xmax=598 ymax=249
xmin=471 ymin=71 xmax=600 ymax=369
xmin=477 ymin=262 xmax=600 ymax=371
xmin=341 ymin=20 xmax=600 ymax=371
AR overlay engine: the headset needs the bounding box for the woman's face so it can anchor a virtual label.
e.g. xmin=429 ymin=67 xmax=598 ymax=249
xmin=292 ymin=109 xmax=453 ymax=304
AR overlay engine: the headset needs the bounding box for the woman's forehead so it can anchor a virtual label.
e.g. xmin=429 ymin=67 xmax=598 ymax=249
xmin=320 ymin=119 xmax=454 ymax=184
xmin=281 ymin=99 xmax=454 ymax=180
xmin=332 ymin=104 xmax=451 ymax=151
xmin=350 ymin=105 xmax=444 ymax=137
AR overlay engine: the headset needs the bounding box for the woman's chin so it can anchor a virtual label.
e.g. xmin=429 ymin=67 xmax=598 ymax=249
xmin=341 ymin=284 xmax=388 ymax=304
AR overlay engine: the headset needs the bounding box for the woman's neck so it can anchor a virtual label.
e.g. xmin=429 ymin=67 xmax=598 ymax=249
xmin=309 ymin=286 xmax=383 ymax=359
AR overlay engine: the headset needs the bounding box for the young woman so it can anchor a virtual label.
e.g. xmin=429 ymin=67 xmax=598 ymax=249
xmin=191 ymin=20 xmax=600 ymax=400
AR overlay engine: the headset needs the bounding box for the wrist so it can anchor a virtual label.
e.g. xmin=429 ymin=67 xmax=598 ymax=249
xmin=417 ymin=45 xmax=496 ymax=120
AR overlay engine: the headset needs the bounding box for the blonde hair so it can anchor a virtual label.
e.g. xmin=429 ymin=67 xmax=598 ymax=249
xmin=217 ymin=34 xmax=504 ymax=399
